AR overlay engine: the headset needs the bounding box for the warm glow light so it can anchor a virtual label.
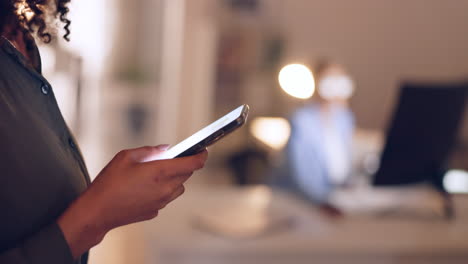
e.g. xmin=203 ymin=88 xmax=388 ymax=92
xmin=444 ymin=170 xmax=468 ymax=194
xmin=278 ymin=64 xmax=315 ymax=99
xmin=246 ymin=186 xmax=272 ymax=210
xmin=15 ymin=1 xmax=35 ymax=21
xmin=250 ymin=117 xmax=291 ymax=150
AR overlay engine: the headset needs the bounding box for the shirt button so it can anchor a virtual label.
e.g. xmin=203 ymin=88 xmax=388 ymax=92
xmin=41 ymin=84 xmax=50 ymax=95
xmin=68 ymin=138 xmax=76 ymax=149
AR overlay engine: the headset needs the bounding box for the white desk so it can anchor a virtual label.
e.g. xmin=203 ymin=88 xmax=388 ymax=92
xmin=90 ymin=186 xmax=468 ymax=264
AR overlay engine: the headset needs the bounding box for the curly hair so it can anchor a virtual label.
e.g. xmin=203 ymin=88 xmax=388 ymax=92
xmin=0 ymin=0 xmax=71 ymax=45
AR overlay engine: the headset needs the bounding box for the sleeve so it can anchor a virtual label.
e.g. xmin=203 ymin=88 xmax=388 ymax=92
xmin=287 ymin=112 xmax=332 ymax=203
xmin=0 ymin=222 xmax=75 ymax=264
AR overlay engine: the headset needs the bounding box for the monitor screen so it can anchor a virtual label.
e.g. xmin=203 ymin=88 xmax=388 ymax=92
xmin=373 ymin=81 xmax=468 ymax=187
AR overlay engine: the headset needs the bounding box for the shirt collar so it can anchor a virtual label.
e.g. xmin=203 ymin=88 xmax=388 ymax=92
xmin=1 ymin=35 xmax=42 ymax=74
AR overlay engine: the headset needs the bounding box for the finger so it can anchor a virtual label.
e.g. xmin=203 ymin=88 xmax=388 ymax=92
xmin=139 ymin=210 xmax=159 ymax=222
xmin=120 ymin=145 xmax=170 ymax=163
xmin=169 ymin=172 xmax=193 ymax=186
xmin=143 ymin=149 xmax=208 ymax=178
xmin=164 ymin=185 xmax=186 ymax=206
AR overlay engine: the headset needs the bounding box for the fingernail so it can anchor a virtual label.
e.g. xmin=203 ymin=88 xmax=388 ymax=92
xmin=157 ymin=144 xmax=170 ymax=151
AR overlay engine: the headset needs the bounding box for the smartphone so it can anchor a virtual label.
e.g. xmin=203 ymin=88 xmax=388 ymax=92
xmin=153 ymin=104 xmax=249 ymax=160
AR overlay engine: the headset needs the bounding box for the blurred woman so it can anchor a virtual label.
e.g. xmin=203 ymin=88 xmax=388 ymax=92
xmin=285 ymin=61 xmax=355 ymax=204
xmin=0 ymin=1 xmax=207 ymax=264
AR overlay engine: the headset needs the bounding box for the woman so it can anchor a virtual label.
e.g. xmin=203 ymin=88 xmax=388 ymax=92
xmin=281 ymin=61 xmax=355 ymax=204
xmin=0 ymin=1 xmax=208 ymax=264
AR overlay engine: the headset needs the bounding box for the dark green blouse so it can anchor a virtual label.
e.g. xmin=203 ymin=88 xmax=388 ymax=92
xmin=0 ymin=36 xmax=90 ymax=264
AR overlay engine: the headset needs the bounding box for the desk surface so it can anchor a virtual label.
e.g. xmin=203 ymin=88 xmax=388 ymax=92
xmin=90 ymin=185 xmax=468 ymax=264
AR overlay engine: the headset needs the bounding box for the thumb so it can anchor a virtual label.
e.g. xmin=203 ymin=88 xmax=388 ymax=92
xmin=129 ymin=144 xmax=171 ymax=163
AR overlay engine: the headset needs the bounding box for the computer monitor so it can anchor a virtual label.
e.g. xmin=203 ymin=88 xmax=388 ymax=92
xmin=373 ymin=81 xmax=468 ymax=191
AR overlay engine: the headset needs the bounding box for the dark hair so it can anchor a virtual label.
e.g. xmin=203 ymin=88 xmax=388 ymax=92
xmin=313 ymin=59 xmax=333 ymax=78
xmin=0 ymin=0 xmax=71 ymax=45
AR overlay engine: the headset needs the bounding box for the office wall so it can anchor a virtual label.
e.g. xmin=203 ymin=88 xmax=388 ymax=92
xmin=265 ymin=0 xmax=468 ymax=138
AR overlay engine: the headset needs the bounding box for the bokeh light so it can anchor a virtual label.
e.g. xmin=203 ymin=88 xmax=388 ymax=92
xmin=443 ymin=170 xmax=468 ymax=194
xmin=250 ymin=117 xmax=291 ymax=150
xmin=278 ymin=63 xmax=315 ymax=99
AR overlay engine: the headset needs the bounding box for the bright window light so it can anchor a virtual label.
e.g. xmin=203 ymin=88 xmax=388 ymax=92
xmin=443 ymin=170 xmax=468 ymax=194
xmin=64 ymin=0 xmax=114 ymax=75
xmin=250 ymin=117 xmax=291 ymax=150
xmin=38 ymin=45 xmax=56 ymax=75
xmin=278 ymin=64 xmax=315 ymax=99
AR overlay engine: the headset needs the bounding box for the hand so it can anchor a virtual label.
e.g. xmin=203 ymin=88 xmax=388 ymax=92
xmin=57 ymin=145 xmax=208 ymax=259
